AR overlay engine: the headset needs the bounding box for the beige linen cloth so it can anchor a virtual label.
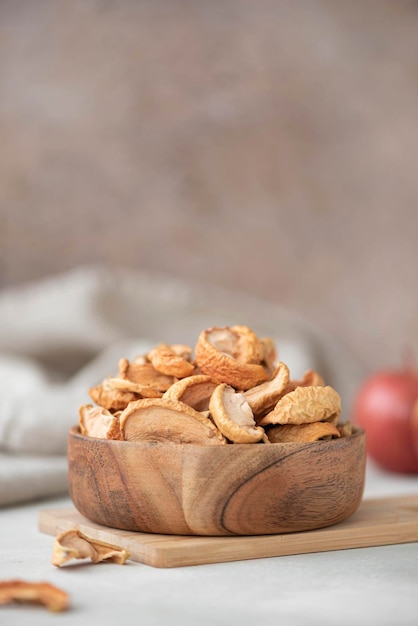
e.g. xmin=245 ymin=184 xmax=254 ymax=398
xmin=0 ymin=266 xmax=363 ymax=506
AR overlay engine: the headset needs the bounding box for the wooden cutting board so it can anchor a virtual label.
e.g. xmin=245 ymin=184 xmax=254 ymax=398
xmin=39 ymin=494 xmax=418 ymax=568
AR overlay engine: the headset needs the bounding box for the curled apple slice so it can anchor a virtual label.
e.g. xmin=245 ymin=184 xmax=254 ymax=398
xmin=106 ymin=377 xmax=164 ymax=398
xmin=244 ymin=361 xmax=290 ymax=420
xmin=52 ymin=530 xmax=130 ymax=567
xmin=162 ymin=374 xmax=218 ymax=412
xmin=259 ymin=385 xmax=341 ymax=426
xmin=119 ymin=398 xmax=226 ymax=445
xmin=282 ymin=369 xmax=325 ymax=396
xmin=164 ymin=344 xmax=193 ymax=361
xmin=147 ymin=344 xmax=195 ymax=378
xmin=337 ymin=420 xmax=353 ymax=437
xmin=118 ymin=359 xmax=175 ymax=391
xmin=79 ymin=404 xmax=122 ymax=440
xmin=260 ymin=336 xmax=277 ymax=374
xmin=229 ymin=325 xmax=265 ymax=364
xmin=266 ymin=421 xmax=341 ymax=443
xmin=0 ymin=580 xmax=69 ymax=612
xmin=195 ymin=326 xmax=269 ymax=390
xmin=88 ymin=378 xmax=139 ymax=411
xmin=209 ymin=383 xmax=265 ymax=443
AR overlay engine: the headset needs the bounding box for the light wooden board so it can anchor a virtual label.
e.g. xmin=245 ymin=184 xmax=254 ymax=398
xmin=39 ymin=494 xmax=418 ymax=568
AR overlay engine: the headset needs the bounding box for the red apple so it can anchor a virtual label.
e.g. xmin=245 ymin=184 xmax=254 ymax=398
xmin=352 ymin=369 xmax=418 ymax=473
xmin=410 ymin=400 xmax=418 ymax=456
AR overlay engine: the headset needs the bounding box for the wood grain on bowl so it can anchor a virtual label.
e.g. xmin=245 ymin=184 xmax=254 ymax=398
xmin=68 ymin=426 xmax=366 ymax=536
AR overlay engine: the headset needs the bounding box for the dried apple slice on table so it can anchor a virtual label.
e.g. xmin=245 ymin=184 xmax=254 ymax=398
xmin=0 ymin=580 xmax=69 ymax=612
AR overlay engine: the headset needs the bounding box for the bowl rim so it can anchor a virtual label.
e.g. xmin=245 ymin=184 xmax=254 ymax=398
xmin=68 ymin=424 xmax=365 ymax=450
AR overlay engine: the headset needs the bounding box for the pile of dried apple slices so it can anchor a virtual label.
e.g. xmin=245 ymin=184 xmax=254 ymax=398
xmin=79 ymin=325 xmax=351 ymax=445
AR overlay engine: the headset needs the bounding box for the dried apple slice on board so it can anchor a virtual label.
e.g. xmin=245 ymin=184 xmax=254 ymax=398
xmin=52 ymin=529 xmax=130 ymax=566
xmin=119 ymin=398 xmax=226 ymax=445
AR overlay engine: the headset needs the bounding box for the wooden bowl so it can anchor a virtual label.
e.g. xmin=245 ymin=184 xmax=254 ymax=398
xmin=68 ymin=426 xmax=366 ymax=536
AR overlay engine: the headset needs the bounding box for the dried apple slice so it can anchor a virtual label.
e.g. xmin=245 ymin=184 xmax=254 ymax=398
xmin=119 ymin=398 xmax=226 ymax=445
xmin=147 ymin=344 xmax=195 ymax=378
xmin=281 ymin=369 xmax=325 ymax=396
xmin=299 ymin=369 xmax=325 ymax=386
xmin=162 ymin=374 xmax=218 ymax=411
xmin=88 ymin=378 xmax=139 ymax=411
xmin=266 ymin=421 xmax=341 ymax=443
xmin=52 ymin=530 xmax=130 ymax=566
xmin=260 ymin=337 xmax=277 ymax=374
xmin=0 ymin=580 xmax=69 ymax=612
xmin=79 ymin=404 xmax=122 ymax=440
xmin=209 ymin=383 xmax=265 ymax=443
xmin=195 ymin=327 xmax=269 ymax=390
xmin=337 ymin=421 xmax=353 ymax=437
xmin=259 ymin=385 xmax=341 ymax=426
xmin=230 ymin=325 xmax=265 ymax=364
xmin=166 ymin=344 xmax=193 ymax=361
xmin=118 ymin=359 xmax=175 ymax=391
xmin=106 ymin=377 xmax=164 ymax=398
xmin=244 ymin=361 xmax=290 ymax=420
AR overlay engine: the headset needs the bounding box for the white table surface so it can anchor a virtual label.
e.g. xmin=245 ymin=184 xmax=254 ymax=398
xmin=1 ymin=460 xmax=418 ymax=626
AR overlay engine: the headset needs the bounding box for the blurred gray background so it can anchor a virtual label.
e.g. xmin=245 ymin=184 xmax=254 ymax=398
xmin=1 ymin=0 xmax=418 ymax=374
